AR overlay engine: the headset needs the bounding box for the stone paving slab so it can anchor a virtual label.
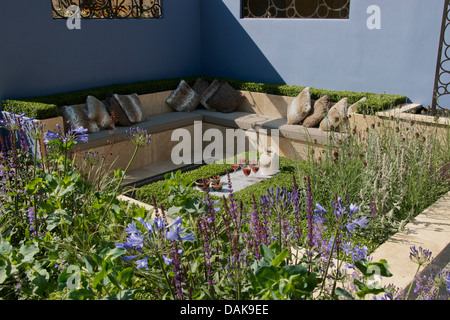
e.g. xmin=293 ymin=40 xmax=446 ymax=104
xmin=370 ymin=191 xmax=450 ymax=293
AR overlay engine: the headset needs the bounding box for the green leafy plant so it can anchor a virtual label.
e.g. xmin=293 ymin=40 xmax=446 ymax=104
xmin=55 ymin=247 xmax=135 ymax=300
xmin=249 ymin=243 xmax=320 ymax=300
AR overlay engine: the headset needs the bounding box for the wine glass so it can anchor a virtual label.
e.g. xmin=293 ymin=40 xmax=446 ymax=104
xmin=243 ymin=166 xmax=251 ymax=177
xmin=238 ymin=158 xmax=246 ymax=169
xmin=252 ymin=162 xmax=260 ymax=174
xmin=232 ymin=164 xmax=239 ymax=173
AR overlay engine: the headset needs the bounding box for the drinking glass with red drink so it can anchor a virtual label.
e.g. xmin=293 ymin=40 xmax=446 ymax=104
xmin=238 ymin=158 xmax=246 ymax=169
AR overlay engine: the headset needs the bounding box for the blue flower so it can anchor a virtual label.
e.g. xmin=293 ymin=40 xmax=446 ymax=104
xmin=137 ymin=217 xmax=153 ymax=233
xmin=346 ymin=216 xmax=369 ymax=232
xmin=44 ymin=130 xmax=60 ymax=144
xmin=127 ymin=233 xmax=144 ymax=249
xmin=349 ymin=203 xmax=359 ymax=216
xmin=166 ymin=224 xmax=195 ymax=242
xmin=126 ymin=127 xmax=151 ymax=147
xmin=314 ymin=203 xmax=327 ymax=215
xmin=166 ymin=216 xmax=182 ymax=229
xmin=154 ymin=216 xmax=167 ymax=232
xmin=446 ymin=273 xmax=450 ymax=294
xmin=180 ymin=232 xmax=195 ymax=242
xmin=409 ymin=246 xmax=433 ymax=266
xmin=163 ymin=255 xmax=172 ymax=265
xmin=122 ymin=254 xmax=140 ymax=262
xmin=70 ymin=126 xmax=88 ymax=143
xmin=136 ymin=255 xmax=150 ymax=269
xmin=44 ymin=124 xmax=88 ymax=147
xmin=125 ymin=221 xmax=142 ymax=235
xmin=115 ymin=242 xmax=135 ymax=250
xmin=331 ymin=197 xmax=345 ymax=217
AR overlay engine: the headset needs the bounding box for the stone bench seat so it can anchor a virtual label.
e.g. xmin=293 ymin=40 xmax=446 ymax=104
xmin=64 ymin=89 xmax=347 ymax=171
xmin=77 ymin=111 xmax=203 ymax=151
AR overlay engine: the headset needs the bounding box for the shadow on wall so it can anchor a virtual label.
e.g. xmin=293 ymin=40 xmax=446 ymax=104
xmin=200 ymin=0 xmax=285 ymax=85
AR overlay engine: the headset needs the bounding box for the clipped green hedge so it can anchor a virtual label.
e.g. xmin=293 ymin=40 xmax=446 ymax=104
xmin=22 ymin=76 xmax=199 ymax=107
xmin=1 ymin=100 xmax=59 ymax=120
xmin=5 ymin=75 xmax=407 ymax=119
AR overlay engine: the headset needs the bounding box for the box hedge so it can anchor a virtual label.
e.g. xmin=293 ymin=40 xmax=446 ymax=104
xmin=134 ymin=155 xmax=300 ymax=209
xmin=1 ymin=100 xmax=59 ymax=120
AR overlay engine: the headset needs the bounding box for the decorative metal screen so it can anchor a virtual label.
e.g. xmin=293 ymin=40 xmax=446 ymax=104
xmin=242 ymin=0 xmax=350 ymax=19
xmin=432 ymin=0 xmax=450 ymax=113
xmin=51 ymin=0 xmax=162 ymax=19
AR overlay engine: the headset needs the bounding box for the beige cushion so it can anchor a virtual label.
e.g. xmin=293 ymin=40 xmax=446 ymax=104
xmin=302 ymin=95 xmax=330 ymax=128
xmin=59 ymin=105 xmax=100 ymax=133
xmin=203 ymin=81 xmax=244 ymax=113
xmin=287 ymin=87 xmax=312 ymax=125
xmin=86 ymin=95 xmax=112 ymax=130
xmin=347 ymin=97 xmax=367 ymax=115
xmin=166 ymin=80 xmax=201 ymax=112
xmin=319 ymin=97 xmax=348 ymax=131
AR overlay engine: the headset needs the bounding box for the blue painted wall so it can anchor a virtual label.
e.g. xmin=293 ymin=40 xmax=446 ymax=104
xmin=0 ymin=0 xmax=202 ymax=102
xmin=200 ymin=0 xmax=446 ymax=108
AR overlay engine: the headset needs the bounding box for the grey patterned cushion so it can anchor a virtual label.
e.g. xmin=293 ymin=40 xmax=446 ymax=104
xmin=199 ymin=79 xmax=221 ymax=111
xmin=166 ymin=80 xmax=201 ymax=112
xmin=59 ymin=105 xmax=100 ymax=133
xmin=113 ymin=93 xmax=147 ymax=123
xmin=105 ymin=93 xmax=133 ymax=126
xmin=203 ymin=81 xmax=244 ymax=113
xmin=192 ymin=77 xmax=211 ymax=95
xmin=86 ymin=95 xmax=112 ymax=130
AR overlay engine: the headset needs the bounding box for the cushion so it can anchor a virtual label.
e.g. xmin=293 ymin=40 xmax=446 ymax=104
xmin=202 ymin=81 xmax=244 ymax=113
xmin=347 ymin=97 xmax=367 ymax=115
xmin=112 ymin=93 xmax=147 ymax=123
xmin=166 ymin=80 xmax=201 ymax=112
xmin=191 ymin=77 xmax=211 ymax=95
xmin=86 ymin=95 xmax=112 ymax=130
xmin=302 ymin=95 xmax=330 ymax=128
xmin=287 ymin=87 xmax=312 ymax=125
xmin=105 ymin=93 xmax=133 ymax=127
xmin=199 ymin=79 xmax=221 ymax=110
xmin=59 ymin=105 xmax=100 ymax=133
xmin=319 ymin=97 xmax=348 ymax=131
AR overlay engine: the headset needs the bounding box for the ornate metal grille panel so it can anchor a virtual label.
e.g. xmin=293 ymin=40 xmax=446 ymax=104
xmin=242 ymin=0 xmax=350 ymax=19
xmin=432 ymin=0 xmax=450 ymax=112
xmin=51 ymin=0 xmax=162 ymax=19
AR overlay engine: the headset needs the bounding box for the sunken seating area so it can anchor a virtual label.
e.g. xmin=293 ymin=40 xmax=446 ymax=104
xmin=55 ymin=77 xmax=357 ymax=172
